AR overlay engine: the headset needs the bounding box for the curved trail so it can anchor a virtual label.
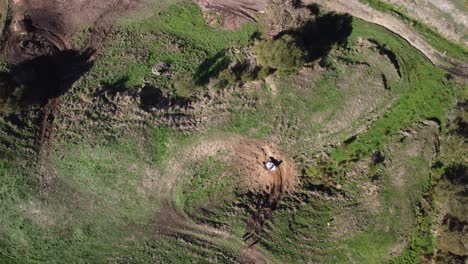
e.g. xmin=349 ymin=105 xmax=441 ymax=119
xmin=154 ymin=136 xmax=285 ymax=263
xmin=305 ymin=0 xmax=467 ymax=77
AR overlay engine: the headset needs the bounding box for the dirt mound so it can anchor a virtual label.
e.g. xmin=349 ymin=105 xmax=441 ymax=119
xmin=188 ymin=135 xmax=297 ymax=248
xmin=233 ymin=137 xmax=296 ymax=195
xmin=198 ymin=0 xmax=269 ymax=29
xmin=189 ymin=135 xmax=297 ymax=195
xmin=1 ymin=10 xmax=71 ymax=64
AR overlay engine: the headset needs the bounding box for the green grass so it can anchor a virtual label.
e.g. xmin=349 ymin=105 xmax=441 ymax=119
xmin=153 ymin=126 xmax=170 ymax=163
xmin=330 ymin=19 xmax=457 ymax=162
xmin=0 ymin=2 xmax=465 ymax=263
xmin=449 ymin=0 xmax=467 ymax=11
xmin=223 ymin=46 xmax=395 ymax=156
xmin=359 ymin=0 xmax=468 ymax=60
xmin=78 ymin=4 xmax=259 ymax=92
xmin=214 ymin=17 xmax=461 ymax=263
xmin=178 ymin=156 xmax=234 ymax=210
xmin=0 ymin=127 xmax=209 ymax=263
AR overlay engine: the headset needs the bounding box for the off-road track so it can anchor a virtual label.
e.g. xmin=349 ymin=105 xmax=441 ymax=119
xmin=1 ymin=0 xmax=141 ymax=189
xmin=305 ymin=0 xmax=467 ymax=77
xmin=154 ymin=136 xmax=296 ymax=263
xmin=198 ymin=0 xmax=268 ymax=29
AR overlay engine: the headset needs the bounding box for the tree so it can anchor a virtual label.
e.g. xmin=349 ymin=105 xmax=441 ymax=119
xmin=254 ymin=34 xmax=306 ymax=76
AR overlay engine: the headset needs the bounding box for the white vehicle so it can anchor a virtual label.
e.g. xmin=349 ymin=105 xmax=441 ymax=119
xmin=264 ymin=161 xmax=277 ymax=172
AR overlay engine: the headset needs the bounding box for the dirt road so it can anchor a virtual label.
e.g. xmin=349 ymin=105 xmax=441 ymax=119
xmin=384 ymin=0 xmax=467 ymax=45
xmin=306 ymin=0 xmax=467 ymax=76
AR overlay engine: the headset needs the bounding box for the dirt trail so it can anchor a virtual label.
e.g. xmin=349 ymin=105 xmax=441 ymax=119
xmin=154 ymin=135 xmax=296 ymax=262
xmin=305 ymin=0 xmax=467 ymax=77
xmin=231 ymin=138 xmax=296 ymax=248
xmin=384 ymin=0 xmax=467 ymax=45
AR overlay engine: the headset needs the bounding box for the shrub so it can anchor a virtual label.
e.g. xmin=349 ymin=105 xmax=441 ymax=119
xmin=254 ymin=34 xmax=306 ymax=76
xmin=215 ymin=69 xmax=237 ymax=90
xmin=256 ymin=66 xmax=272 ymax=80
xmin=172 ymin=73 xmax=195 ymax=98
xmin=125 ymin=64 xmax=147 ymax=87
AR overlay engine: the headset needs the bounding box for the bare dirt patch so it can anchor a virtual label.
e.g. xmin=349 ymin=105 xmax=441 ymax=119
xmin=198 ymin=0 xmax=268 ymax=29
xmin=2 ymin=0 xmax=141 ymax=64
xmin=233 ymin=137 xmax=297 ymax=194
xmin=154 ymin=134 xmax=297 ymax=255
xmin=189 ymin=135 xmax=298 ymax=195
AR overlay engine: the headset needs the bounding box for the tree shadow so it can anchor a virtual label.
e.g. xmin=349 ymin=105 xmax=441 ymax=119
xmin=443 ymin=164 xmax=468 ymax=185
xmin=194 ymin=50 xmax=230 ymax=85
xmin=140 ymin=86 xmax=189 ymax=112
xmin=0 ymin=70 xmax=22 ymax=114
xmin=7 ymin=48 xmax=95 ymax=106
xmin=96 ymin=77 xmax=129 ymax=98
xmin=277 ymin=9 xmax=353 ymax=62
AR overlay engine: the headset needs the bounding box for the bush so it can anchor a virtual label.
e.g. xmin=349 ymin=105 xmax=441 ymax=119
xmin=172 ymin=73 xmax=195 ymax=98
xmin=256 ymin=67 xmax=272 ymax=80
xmin=125 ymin=64 xmax=147 ymax=87
xmin=254 ymin=34 xmax=306 ymax=76
xmin=215 ymin=69 xmax=237 ymax=90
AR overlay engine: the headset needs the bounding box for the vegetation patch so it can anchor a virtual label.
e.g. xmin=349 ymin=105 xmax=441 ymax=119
xmin=254 ymin=34 xmax=306 ymax=76
xmin=179 ymin=156 xmax=232 ymax=210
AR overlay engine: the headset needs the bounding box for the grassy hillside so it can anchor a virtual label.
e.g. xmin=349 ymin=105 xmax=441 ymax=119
xmin=359 ymin=0 xmax=468 ymax=60
xmin=0 ymin=1 xmax=465 ymax=263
